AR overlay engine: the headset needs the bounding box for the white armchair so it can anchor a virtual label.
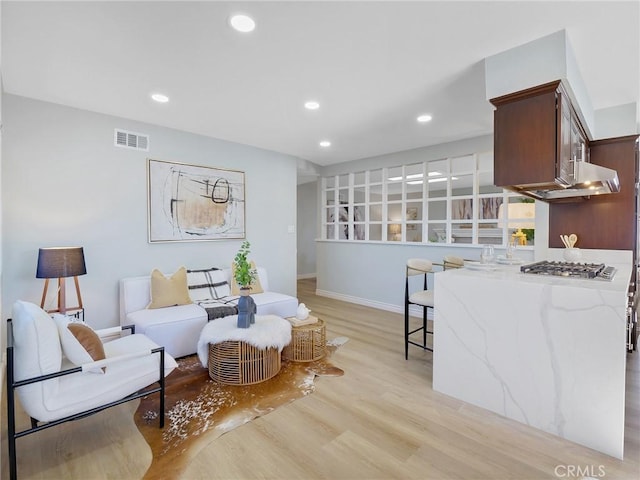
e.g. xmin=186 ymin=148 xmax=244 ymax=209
xmin=6 ymin=301 xmax=177 ymax=480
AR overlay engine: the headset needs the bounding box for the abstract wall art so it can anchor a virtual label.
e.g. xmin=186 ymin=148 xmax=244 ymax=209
xmin=148 ymin=159 xmax=245 ymax=242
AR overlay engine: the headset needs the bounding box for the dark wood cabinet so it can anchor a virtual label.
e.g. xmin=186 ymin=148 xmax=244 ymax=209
xmin=491 ymin=80 xmax=588 ymax=197
xmin=491 ymin=80 xmax=638 ymax=253
xmin=549 ymin=135 xmax=639 ymax=250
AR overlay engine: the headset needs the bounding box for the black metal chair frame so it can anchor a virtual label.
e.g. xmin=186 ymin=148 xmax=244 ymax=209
xmin=5 ymin=320 xmax=166 ymax=480
xmin=404 ymin=263 xmax=440 ymax=359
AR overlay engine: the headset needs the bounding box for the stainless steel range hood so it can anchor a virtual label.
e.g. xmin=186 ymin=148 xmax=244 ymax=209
xmin=511 ymin=161 xmax=620 ymax=201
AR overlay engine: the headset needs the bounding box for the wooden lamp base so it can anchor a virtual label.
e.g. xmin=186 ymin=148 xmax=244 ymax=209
xmin=40 ymin=276 xmax=84 ymax=314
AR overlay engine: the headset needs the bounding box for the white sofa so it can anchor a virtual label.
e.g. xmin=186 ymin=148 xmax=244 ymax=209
xmin=119 ymin=267 xmax=298 ymax=358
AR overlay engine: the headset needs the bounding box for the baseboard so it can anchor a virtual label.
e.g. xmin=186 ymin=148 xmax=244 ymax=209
xmin=315 ymin=289 xmax=433 ymax=319
xmin=297 ymin=273 xmax=317 ymax=280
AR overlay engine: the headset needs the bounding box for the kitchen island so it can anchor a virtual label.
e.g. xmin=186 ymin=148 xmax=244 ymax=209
xmin=433 ymin=250 xmax=632 ymax=459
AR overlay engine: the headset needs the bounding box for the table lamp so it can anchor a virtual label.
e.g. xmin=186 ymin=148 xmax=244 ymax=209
xmin=36 ymin=246 xmax=87 ymax=314
xmin=388 ymin=224 xmax=401 ymax=241
xmin=498 ymin=203 xmax=535 ymax=246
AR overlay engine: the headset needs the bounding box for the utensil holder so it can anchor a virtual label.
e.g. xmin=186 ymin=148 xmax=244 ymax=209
xmin=563 ymin=248 xmax=581 ymax=262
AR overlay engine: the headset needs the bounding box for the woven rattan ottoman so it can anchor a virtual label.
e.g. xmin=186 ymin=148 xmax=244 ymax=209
xmin=208 ymin=340 xmax=281 ymax=385
xmin=282 ymin=318 xmax=326 ymax=362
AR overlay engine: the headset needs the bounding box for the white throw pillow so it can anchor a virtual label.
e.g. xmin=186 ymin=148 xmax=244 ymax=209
xmin=12 ymin=301 xmax=62 ymax=379
xmin=11 ymin=301 xmax=62 ymax=419
xmin=187 ymin=267 xmax=231 ymax=301
xmin=53 ymin=314 xmax=105 ymax=374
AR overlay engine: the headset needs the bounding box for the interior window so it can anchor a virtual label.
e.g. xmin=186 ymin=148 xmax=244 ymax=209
xmin=321 ymin=152 xmax=534 ymax=246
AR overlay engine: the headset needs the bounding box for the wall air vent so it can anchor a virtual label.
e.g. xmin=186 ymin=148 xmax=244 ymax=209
xmin=114 ymin=129 xmax=149 ymax=151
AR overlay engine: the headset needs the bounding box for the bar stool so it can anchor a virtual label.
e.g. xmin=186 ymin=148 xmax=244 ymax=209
xmin=404 ymin=258 xmax=441 ymax=359
xmin=443 ymin=255 xmax=466 ymax=270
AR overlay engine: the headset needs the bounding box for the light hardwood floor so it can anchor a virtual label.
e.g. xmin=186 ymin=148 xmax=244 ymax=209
xmin=3 ymin=277 xmax=639 ymax=479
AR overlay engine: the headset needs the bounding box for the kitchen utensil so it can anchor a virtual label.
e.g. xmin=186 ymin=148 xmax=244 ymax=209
xmin=560 ymin=235 xmax=569 ymax=248
xmin=568 ymin=234 xmax=577 ymax=248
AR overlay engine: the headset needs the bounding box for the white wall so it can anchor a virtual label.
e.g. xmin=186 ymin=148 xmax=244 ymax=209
xmin=316 ymin=241 xmax=534 ymax=313
xmin=0 ymin=0 xmax=4 ymax=380
xmin=321 ymin=135 xmax=493 ymax=177
xmin=296 ymin=181 xmax=317 ymax=278
xmin=595 ymin=103 xmax=639 ymax=139
xmin=485 ymin=29 xmax=595 ymax=138
xmin=2 ymin=94 xmax=298 ymax=330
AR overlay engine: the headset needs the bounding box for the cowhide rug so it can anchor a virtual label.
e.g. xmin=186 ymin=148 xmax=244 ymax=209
xmin=134 ymin=337 xmax=347 ymax=480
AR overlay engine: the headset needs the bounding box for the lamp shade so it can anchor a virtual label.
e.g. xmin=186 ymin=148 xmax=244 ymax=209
xmin=36 ymin=247 xmax=87 ymax=279
xmin=497 ymin=203 xmax=535 ymax=230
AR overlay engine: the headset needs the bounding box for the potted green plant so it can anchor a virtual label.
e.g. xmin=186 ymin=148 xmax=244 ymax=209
xmin=234 ymin=240 xmax=257 ymax=290
xmin=234 ymin=241 xmax=257 ymax=328
xmin=519 ymin=198 xmax=535 ymax=244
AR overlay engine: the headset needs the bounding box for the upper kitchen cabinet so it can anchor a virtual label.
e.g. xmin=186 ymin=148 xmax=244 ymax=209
xmin=549 ymin=135 xmax=639 ymax=251
xmin=490 ymin=80 xmax=589 ymax=201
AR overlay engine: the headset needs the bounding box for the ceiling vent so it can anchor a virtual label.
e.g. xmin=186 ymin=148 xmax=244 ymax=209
xmin=114 ymin=129 xmax=149 ymax=151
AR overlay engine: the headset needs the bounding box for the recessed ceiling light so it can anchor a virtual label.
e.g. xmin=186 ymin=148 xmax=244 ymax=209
xmin=151 ymin=93 xmax=169 ymax=103
xmin=229 ymin=14 xmax=256 ymax=33
xmin=305 ymin=101 xmax=320 ymax=110
xmin=319 ymin=140 xmax=331 ymax=148
xmin=417 ymin=114 xmax=433 ymax=123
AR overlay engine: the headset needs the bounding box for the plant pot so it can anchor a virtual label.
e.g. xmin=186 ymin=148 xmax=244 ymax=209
xmin=237 ymin=288 xmax=256 ymax=328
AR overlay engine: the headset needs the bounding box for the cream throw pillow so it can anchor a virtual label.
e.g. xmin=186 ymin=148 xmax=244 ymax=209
xmin=148 ymin=267 xmax=193 ymax=309
xmin=230 ymin=260 xmax=264 ymax=295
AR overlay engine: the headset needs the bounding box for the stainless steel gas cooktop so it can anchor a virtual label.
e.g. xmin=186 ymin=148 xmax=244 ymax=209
xmin=520 ymin=260 xmax=617 ymax=281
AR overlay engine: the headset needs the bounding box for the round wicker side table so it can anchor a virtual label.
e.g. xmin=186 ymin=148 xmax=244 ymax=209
xmin=208 ymin=340 xmax=281 ymax=385
xmin=282 ymin=318 xmax=326 ymax=362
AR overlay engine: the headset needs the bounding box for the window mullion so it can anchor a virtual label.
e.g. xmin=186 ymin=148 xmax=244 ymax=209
xmin=382 ymin=167 xmax=389 ymax=242
xmin=318 ymin=149 xmax=530 ymax=246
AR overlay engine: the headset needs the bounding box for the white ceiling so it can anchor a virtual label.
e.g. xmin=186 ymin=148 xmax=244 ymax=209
xmin=2 ymin=1 xmax=638 ymax=175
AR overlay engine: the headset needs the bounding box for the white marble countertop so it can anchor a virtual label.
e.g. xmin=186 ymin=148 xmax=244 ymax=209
xmin=433 ymin=248 xmax=632 ymax=459
xmin=448 ymin=259 xmax=632 ymax=294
